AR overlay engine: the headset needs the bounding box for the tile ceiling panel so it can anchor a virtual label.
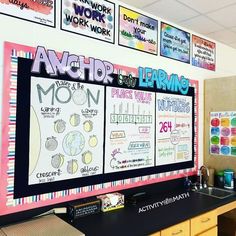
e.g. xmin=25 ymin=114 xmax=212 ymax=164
xmin=143 ymin=0 xmax=199 ymax=23
xmin=207 ymin=4 xmax=236 ymax=27
xmin=207 ymin=30 xmax=236 ymax=44
xmin=119 ymin=0 xmax=159 ymax=9
xmin=180 ymin=16 xmax=223 ymax=34
xmin=177 ymin=0 xmax=236 ymax=13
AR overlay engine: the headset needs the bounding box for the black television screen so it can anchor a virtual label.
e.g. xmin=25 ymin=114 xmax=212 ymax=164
xmin=14 ymin=48 xmax=195 ymax=198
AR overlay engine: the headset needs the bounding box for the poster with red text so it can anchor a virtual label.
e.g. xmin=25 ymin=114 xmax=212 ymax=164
xmin=192 ymin=35 xmax=216 ymax=71
xmin=0 ymin=0 xmax=55 ymax=27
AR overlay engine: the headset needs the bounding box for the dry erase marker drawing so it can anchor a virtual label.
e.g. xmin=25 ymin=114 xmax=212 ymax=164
xmin=45 ymin=137 xmax=58 ymax=151
xmin=69 ymin=113 xmax=80 ymax=127
xmin=51 ymin=153 xmax=64 ymax=169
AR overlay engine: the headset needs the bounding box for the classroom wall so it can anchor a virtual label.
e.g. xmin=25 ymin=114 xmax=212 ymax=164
xmin=1 ymin=0 xmax=236 ymax=215
xmin=204 ymin=76 xmax=236 ymax=173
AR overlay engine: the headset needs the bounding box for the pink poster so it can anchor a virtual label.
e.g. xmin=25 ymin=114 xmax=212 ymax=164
xmin=0 ymin=0 xmax=55 ymax=27
xmin=192 ymin=35 xmax=216 ymax=71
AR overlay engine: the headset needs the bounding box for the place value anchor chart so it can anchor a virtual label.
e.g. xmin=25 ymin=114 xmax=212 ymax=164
xmin=104 ymin=87 xmax=155 ymax=173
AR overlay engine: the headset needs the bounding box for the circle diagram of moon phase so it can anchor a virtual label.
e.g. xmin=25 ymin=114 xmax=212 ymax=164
xmin=67 ymin=159 xmax=78 ymax=174
xmin=54 ymin=119 xmax=66 ymax=133
xmin=51 ymin=153 xmax=64 ymax=168
xmin=88 ymin=135 xmax=98 ymax=147
xmin=63 ymin=131 xmax=85 ymax=156
xmin=82 ymin=151 xmax=93 ymax=164
xmin=69 ymin=113 xmax=80 ymax=127
xmin=83 ymin=120 xmax=93 ymax=132
xmin=45 ymin=137 xmax=58 ymax=151
xmin=72 ymin=88 xmax=87 ymax=105
xmin=29 ymin=106 xmax=41 ymax=176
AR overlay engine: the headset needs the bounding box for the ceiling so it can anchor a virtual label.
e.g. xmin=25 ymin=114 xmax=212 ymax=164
xmin=120 ymin=0 xmax=236 ymax=49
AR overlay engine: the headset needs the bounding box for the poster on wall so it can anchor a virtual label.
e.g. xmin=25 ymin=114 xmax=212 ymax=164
xmin=29 ymin=77 xmax=104 ymax=185
xmin=192 ymin=35 xmax=216 ymax=71
xmin=119 ymin=6 xmax=158 ymax=55
xmin=210 ymin=111 xmax=236 ymax=156
xmin=104 ymin=87 xmax=155 ymax=173
xmin=156 ymin=93 xmax=193 ymax=166
xmin=61 ymin=0 xmax=115 ymax=44
xmin=160 ymin=22 xmax=190 ymax=63
xmin=0 ymin=0 xmax=55 ymax=27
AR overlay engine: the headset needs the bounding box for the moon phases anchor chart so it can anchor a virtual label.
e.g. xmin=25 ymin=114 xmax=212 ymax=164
xmin=29 ymin=77 xmax=104 ymax=185
xmin=156 ymin=93 xmax=193 ymax=166
xmin=104 ymin=87 xmax=155 ymax=173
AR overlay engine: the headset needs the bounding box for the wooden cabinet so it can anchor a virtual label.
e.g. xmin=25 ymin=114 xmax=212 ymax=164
xmin=197 ymin=226 xmax=217 ymax=236
xmin=149 ymin=201 xmax=236 ymax=236
xmin=190 ymin=210 xmax=217 ymax=236
xmin=150 ymin=210 xmax=217 ymax=236
xmin=161 ymin=220 xmax=189 ymax=236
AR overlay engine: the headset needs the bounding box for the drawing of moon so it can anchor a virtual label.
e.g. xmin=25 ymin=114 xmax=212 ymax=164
xmin=69 ymin=113 xmax=80 ymax=127
xmin=63 ymin=131 xmax=85 ymax=156
xmin=88 ymin=135 xmax=98 ymax=147
xmin=83 ymin=120 xmax=93 ymax=132
xmin=72 ymin=88 xmax=87 ymax=105
xmin=67 ymin=159 xmax=78 ymax=174
xmin=54 ymin=119 xmax=66 ymax=133
xmin=29 ymin=106 xmax=41 ymax=176
xmin=82 ymin=151 xmax=93 ymax=164
xmin=51 ymin=153 xmax=64 ymax=168
xmin=45 ymin=137 xmax=58 ymax=151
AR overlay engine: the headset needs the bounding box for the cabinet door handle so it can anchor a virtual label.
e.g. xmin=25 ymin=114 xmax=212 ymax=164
xmin=201 ymin=218 xmax=210 ymax=223
xmin=172 ymin=229 xmax=183 ymax=235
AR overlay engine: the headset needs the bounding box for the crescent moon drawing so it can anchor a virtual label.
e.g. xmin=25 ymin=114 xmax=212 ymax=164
xmin=51 ymin=153 xmax=64 ymax=169
xmin=82 ymin=151 xmax=93 ymax=164
xmin=29 ymin=106 xmax=41 ymax=176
